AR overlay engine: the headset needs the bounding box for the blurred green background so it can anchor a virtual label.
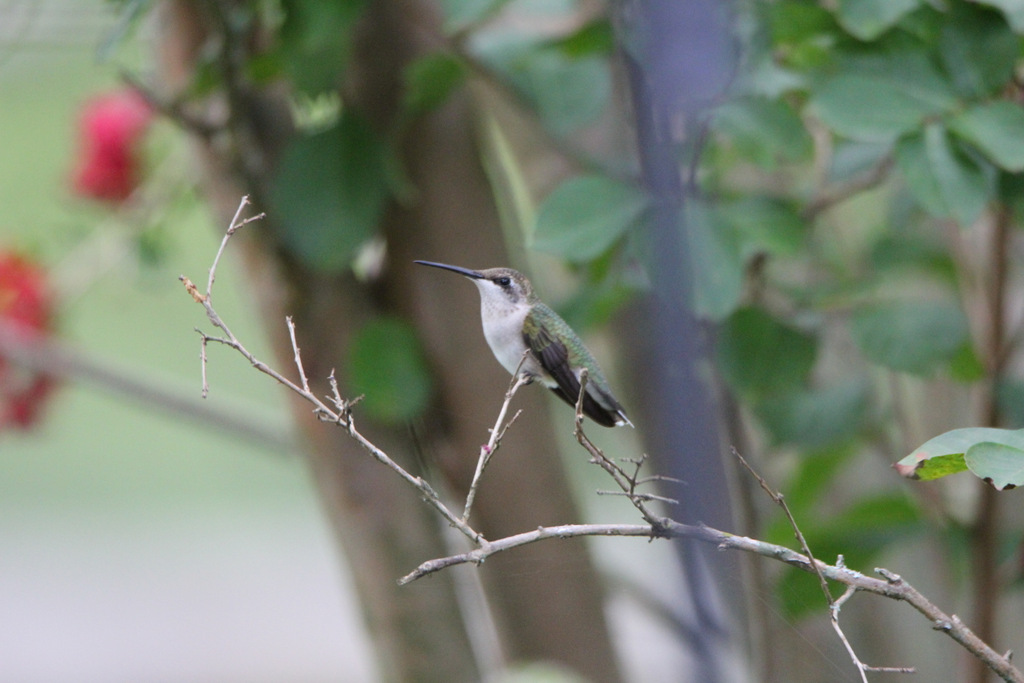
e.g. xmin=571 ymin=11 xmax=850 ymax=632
xmin=11 ymin=1 xmax=1024 ymax=681
xmin=0 ymin=4 xmax=375 ymax=680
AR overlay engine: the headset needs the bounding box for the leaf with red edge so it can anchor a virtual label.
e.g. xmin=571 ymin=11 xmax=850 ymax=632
xmin=893 ymin=452 xmax=968 ymax=481
xmin=896 ymin=427 xmax=1024 ymax=488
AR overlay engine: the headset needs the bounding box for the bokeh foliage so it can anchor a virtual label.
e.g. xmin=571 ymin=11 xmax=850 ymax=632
xmin=388 ymin=0 xmax=1024 ymax=626
xmin=700 ymin=0 xmax=1024 ymax=620
xmin=127 ymin=0 xmax=1024 ymax=649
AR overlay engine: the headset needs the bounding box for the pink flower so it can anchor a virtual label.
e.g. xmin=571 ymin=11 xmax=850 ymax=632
xmin=0 ymin=252 xmax=56 ymax=430
xmin=71 ymin=89 xmax=153 ymax=202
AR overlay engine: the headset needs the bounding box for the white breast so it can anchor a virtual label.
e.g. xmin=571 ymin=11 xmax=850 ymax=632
xmin=480 ymin=301 xmax=531 ymax=375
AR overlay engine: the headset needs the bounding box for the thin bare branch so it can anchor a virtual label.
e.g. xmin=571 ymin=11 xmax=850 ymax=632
xmin=635 ymin=473 xmax=685 ymax=486
xmin=199 ymin=331 xmax=209 ymax=399
xmin=123 ymin=70 xmax=224 ymax=139
xmin=401 ymin=514 xmax=1021 ymax=681
xmin=180 ymin=196 xmax=1024 ymax=683
xmin=0 ymin=318 xmax=288 ymax=450
xmin=573 ymin=370 xmax=632 ymax=484
xmin=399 ymin=523 xmax=662 ymax=585
xmin=182 ymin=197 xmax=485 ymax=545
xmin=462 ymin=354 xmax=532 ymax=523
xmin=733 ymin=447 xmax=832 ymax=603
xmin=572 ymin=372 xmax=671 ymax=526
xmin=596 ymin=490 xmax=679 ymax=505
xmin=734 ymin=447 xmax=916 ymax=679
xmin=206 ymin=195 xmax=264 ymax=297
xmin=830 ymin=586 xmax=870 ymax=683
xmin=287 ymin=316 xmax=311 ymax=394
xmin=802 ymin=154 xmax=895 ymax=220
xmin=831 ymin=584 xmax=916 ymax=679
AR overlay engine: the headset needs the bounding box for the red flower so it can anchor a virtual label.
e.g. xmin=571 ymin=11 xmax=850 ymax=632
xmin=71 ymin=89 xmax=154 ymax=203
xmin=0 ymin=252 xmax=56 ymax=430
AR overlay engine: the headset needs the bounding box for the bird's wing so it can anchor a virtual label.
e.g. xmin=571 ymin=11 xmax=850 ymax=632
xmin=523 ymin=320 xmax=619 ymax=427
xmin=525 ymin=321 xmax=578 ymax=396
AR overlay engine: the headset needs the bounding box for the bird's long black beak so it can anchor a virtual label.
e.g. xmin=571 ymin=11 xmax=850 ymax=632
xmin=414 ymin=260 xmax=485 ymax=279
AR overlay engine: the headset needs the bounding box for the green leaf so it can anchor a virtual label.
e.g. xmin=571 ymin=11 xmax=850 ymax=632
xmin=532 ymin=175 xmax=648 ymax=262
xmin=527 ymin=52 xmax=612 ymax=135
xmin=939 ymin=5 xmax=1018 ymax=99
xmin=402 ymin=53 xmax=466 ymax=115
xmin=558 ymin=277 xmax=636 ymax=332
xmin=897 ymin=427 xmax=1024 ymax=485
xmin=810 ymin=56 xmax=956 ymax=141
xmin=828 ymin=140 xmax=892 ymax=183
xmin=278 ymin=0 xmax=368 ymax=94
xmin=246 ymin=51 xmax=286 ymax=86
xmin=551 ymin=19 xmax=614 ymax=57
xmin=895 ymin=124 xmax=993 ymax=226
xmin=756 ymin=380 xmax=870 ymax=449
xmin=975 ymin=0 xmax=1024 ymax=33
xmin=770 ymin=1 xmax=837 ymax=44
xmin=716 ymin=197 xmax=806 ymax=258
xmin=868 ymin=233 xmax=957 ymax=282
xmin=811 ymin=78 xmax=948 ymax=143
xmin=998 ymin=173 xmax=1024 ymax=232
xmin=965 ymin=442 xmax=1024 ymax=490
xmin=895 ymin=452 xmax=970 ymax=481
xmin=687 ymin=201 xmax=744 ymax=321
xmin=712 ymin=97 xmax=813 ymax=167
xmin=782 ymin=444 xmax=859 ymax=517
xmin=834 ymin=0 xmax=921 ymax=40
xmin=947 ymin=342 xmax=986 ymax=383
xmin=716 ymin=307 xmax=816 ymax=397
xmin=348 ymin=317 xmax=433 ymax=424
xmin=734 ymin=57 xmax=807 ymax=99
xmin=768 ymin=0 xmax=840 ymax=71
xmin=438 ymin=0 xmax=503 ymax=32
xmin=849 ymin=300 xmax=970 ymax=375
xmin=950 ymin=102 xmax=1024 ymax=172
xmin=818 ymin=493 xmax=922 ymax=542
xmin=271 ymin=111 xmax=391 ymax=273
xmin=479 ymin=44 xmax=611 ymax=135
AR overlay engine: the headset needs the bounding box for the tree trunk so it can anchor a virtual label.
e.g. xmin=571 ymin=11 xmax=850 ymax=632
xmin=155 ymin=1 xmax=622 ymax=681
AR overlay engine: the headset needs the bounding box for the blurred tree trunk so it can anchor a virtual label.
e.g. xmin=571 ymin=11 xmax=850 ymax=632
xmin=615 ymin=2 xmax=740 ymax=681
xmin=155 ymin=1 xmax=621 ymax=682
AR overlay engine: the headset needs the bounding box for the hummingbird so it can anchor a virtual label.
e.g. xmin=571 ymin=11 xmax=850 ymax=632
xmin=415 ymin=260 xmax=632 ymax=428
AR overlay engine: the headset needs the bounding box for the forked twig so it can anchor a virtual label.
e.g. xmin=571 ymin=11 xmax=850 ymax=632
xmin=182 ymin=196 xmax=483 ymax=545
xmin=831 ymin=583 xmax=916 ymax=679
xmin=207 ymin=195 xmax=265 ymax=298
xmin=572 ymin=370 xmax=674 ymax=528
xmin=732 ymin=446 xmax=915 ymax=680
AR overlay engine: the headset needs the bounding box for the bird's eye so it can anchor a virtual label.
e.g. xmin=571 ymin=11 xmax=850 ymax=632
xmin=495 ymin=277 xmax=511 ymax=287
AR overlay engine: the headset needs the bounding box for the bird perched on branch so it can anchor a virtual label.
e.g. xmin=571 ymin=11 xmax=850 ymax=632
xmin=415 ymin=260 xmax=632 ymax=428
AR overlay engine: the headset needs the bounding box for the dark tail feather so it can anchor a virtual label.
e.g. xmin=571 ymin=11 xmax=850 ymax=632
xmin=548 ymin=386 xmax=619 ymax=427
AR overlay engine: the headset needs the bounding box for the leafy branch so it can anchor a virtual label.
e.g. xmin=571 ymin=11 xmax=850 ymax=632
xmin=181 ymin=196 xmax=1024 ymax=683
